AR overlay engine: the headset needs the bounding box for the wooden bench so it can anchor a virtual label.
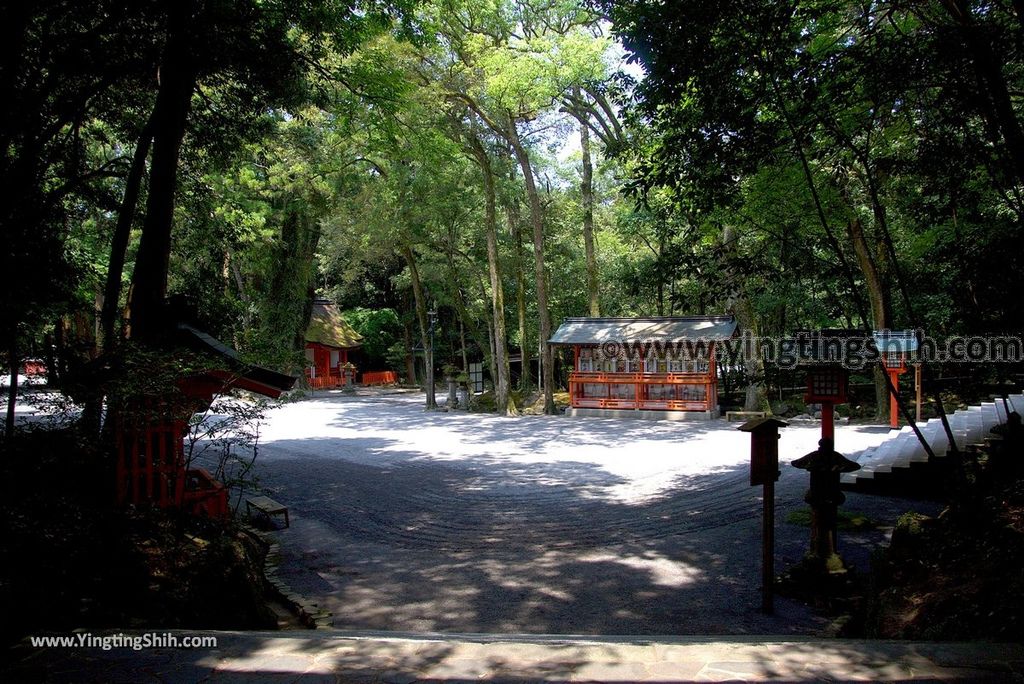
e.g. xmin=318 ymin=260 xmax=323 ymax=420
xmin=245 ymin=495 xmax=290 ymax=528
xmin=726 ymin=410 xmax=767 ymax=422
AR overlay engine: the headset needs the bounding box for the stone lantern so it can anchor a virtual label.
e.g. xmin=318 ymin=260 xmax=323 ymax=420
xmin=791 ymin=437 xmax=861 ymax=573
xmin=341 ymin=362 xmax=356 ymax=390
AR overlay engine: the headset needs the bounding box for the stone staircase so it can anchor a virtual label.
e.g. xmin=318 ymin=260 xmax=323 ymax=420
xmin=840 ymin=393 xmax=1022 ymax=491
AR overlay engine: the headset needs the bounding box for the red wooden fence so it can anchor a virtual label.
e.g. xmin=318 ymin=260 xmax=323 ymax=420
xmin=308 ymin=375 xmax=344 ymax=390
xmin=362 ymin=370 xmax=398 ymax=386
xmin=115 ymin=418 xmax=228 ymax=518
xmin=116 ymin=420 xmax=187 ymax=509
xmin=568 ymin=371 xmax=718 ymax=413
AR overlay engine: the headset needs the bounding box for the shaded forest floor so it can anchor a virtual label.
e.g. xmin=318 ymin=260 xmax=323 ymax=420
xmin=864 ymin=475 xmax=1024 ymax=641
xmin=0 ymin=429 xmax=281 ymax=646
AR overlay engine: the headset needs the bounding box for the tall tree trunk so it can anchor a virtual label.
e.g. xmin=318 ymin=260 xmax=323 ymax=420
xmin=5 ymin=336 xmax=18 ymax=440
xmin=101 ymin=114 xmax=154 ymax=351
xmin=507 ymin=202 xmax=530 ymax=393
xmin=723 ymin=225 xmax=767 ymax=413
xmin=128 ymin=3 xmax=197 ymax=343
xmin=225 ymin=247 xmax=252 ymax=343
xmin=848 ymin=215 xmax=892 ymax=420
xmin=260 ymin=206 xmax=321 ymax=373
xmin=485 ymin=319 xmax=496 ymax=393
xmin=402 ymin=316 xmax=417 ymax=384
xmin=860 ymin=160 xmax=916 ymax=324
xmin=579 ymin=105 xmax=599 ymax=316
xmin=460 ymin=319 xmax=469 ymax=376
xmin=468 ymin=133 xmax=514 ymax=415
xmin=401 ymin=243 xmax=435 ymax=409
xmin=506 ymin=116 xmax=555 ymax=414
xmin=738 ymin=310 xmax=767 ymax=412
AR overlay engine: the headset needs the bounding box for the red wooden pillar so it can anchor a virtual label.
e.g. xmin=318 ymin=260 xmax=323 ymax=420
xmin=885 ymin=354 xmax=907 ymax=429
xmin=821 ymin=402 xmax=835 ymax=440
xmin=805 ymin=365 xmax=848 ymax=446
xmin=888 ymin=369 xmax=901 ymax=429
xmin=708 ymin=344 xmax=718 ymax=412
xmin=570 ymin=345 xmax=579 ymax=406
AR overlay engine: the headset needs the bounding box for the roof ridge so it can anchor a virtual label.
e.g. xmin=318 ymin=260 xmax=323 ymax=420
xmin=549 ymin=316 xmax=739 ymax=345
xmin=562 ymin=315 xmax=735 ymax=322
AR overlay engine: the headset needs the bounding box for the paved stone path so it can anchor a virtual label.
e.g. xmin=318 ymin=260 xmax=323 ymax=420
xmin=231 ymin=391 xmax=940 ymax=636
xmin=7 ymin=630 xmax=1022 ymax=682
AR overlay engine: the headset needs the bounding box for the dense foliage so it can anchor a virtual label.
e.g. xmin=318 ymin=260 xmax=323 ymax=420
xmin=4 ymin=0 xmax=1023 ymax=422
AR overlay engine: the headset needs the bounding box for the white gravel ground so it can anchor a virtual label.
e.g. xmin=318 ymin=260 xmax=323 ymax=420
xmin=241 ymin=389 xmax=939 ymax=636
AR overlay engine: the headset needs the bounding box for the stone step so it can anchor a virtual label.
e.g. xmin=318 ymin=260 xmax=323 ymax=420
xmin=872 ymin=440 xmax=905 ymax=473
xmin=894 ymin=435 xmax=929 ymax=466
xmin=6 ymin=629 xmax=1022 ymax=683
xmin=843 ymin=394 xmax=1024 ymax=491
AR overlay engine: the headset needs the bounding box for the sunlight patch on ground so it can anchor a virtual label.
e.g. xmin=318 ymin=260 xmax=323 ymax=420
xmin=579 ymin=551 xmax=703 ymax=589
xmin=259 ymin=393 xmax=897 ymax=506
xmin=332 ymin=579 xmax=484 ymax=629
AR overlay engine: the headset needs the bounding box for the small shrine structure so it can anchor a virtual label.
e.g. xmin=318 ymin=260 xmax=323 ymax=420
xmin=549 ymin=315 xmax=738 ymax=420
xmin=115 ymin=323 xmax=296 ymax=517
xmin=304 ymin=299 xmax=363 ymax=389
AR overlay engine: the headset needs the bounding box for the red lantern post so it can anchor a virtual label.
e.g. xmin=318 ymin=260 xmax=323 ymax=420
xmin=873 ymin=330 xmax=918 ymax=430
xmin=805 ymin=365 xmax=849 ymax=443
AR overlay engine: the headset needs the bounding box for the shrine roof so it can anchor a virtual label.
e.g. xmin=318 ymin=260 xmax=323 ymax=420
xmin=306 ymin=300 xmax=363 ymax=349
xmin=177 ymin=324 xmax=297 ymax=398
xmin=549 ymin=316 xmax=738 ymax=345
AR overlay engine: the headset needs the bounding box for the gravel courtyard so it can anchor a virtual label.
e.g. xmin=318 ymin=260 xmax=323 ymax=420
xmin=248 ymin=390 xmax=936 ymax=636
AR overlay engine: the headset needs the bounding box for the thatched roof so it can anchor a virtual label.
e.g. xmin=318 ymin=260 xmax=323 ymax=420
xmin=305 ymin=300 xmax=363 ymax=349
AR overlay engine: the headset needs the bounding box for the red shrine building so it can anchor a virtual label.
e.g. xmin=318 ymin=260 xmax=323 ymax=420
xmin=304 ymin=299 xmax=363 ymax=389
xmin=550 ymin=315 xmax=738 ymax=420
xmin=116 ymin=323 xmax=296 ymax=517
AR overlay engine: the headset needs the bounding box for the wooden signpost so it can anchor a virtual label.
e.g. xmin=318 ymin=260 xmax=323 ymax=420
xmin=739 ymin=417 xmax=788 ymax=614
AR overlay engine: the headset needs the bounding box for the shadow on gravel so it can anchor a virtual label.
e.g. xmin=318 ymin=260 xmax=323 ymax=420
xmin=231 ymin=395 xmax=942 ymax=637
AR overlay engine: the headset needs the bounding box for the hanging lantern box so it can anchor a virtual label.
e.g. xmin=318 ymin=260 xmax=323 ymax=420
xmin=805 ymin=365 xmax=849 ymax=404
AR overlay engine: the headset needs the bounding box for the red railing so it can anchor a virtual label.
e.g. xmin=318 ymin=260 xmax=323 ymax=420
xmin=183 ymin=468 xmax=229 ymax=518
xmin=568 ymin=371 xmax=717 ymax=412
xmin=306 ymin=367 xmax=357 ymax=389
xmin=362 ymin=370 xmax=398 ymax=386
xmin=308 ymin=375 xmax=345 ymax=389
xmin=115 ymin=421 xmax=227 ymax=518
xmin=116 ymin=419 xmax=187 ymax=508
